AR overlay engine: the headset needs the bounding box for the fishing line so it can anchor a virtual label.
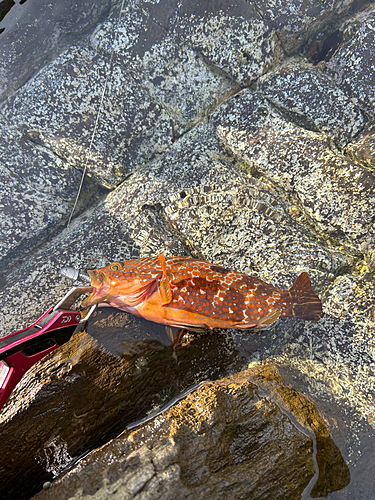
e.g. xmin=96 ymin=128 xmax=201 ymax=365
xmin=67 ymin=0 xmax=126 ymax=226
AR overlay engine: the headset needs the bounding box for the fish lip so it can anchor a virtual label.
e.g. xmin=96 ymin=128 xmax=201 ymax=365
xmin=80 ymin=270 xmax=105 ymax=308
xmin=87 ymin=269 xmax=106 ymax=286
xmin=81 ymin=293 xmax=94 ymax=308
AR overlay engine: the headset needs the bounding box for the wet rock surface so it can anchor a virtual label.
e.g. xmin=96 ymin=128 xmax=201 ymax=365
xmin=0 ymin=311 xmax=243 ymax=499
xmin=29 ymin=365 xmax=351 ymax=500
xmin=1 ymin=1 xmax=375 ymax=499
xmin=31 ymin=367 xmax=318 ymax=500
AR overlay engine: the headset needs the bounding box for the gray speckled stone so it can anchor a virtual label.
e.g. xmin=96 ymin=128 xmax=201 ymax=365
xmin=258 ymin=58 xmax=365 ymax=149
xmin=272 ymin=273 xmax=375 ymax=442
xmin=0 ymin=124 xmax=82 ymax=269
xmin=0 ymin=0 xmax=112 ymax=102
xmin=172 ymin=2 xmax=278 ymax=85
xmin=254 ymin=0 xmax=355 ymax=55
xmin=162 ymin=181 xmax=351 ymax=292
xmin=92 ymin=0 xmax=279 ymax=88
xmin=92 ymin=23 xmax=235 ymax=132
xmin=109 ymin=123 xmax=351 ymax=290
xmin=328 ymin=8 xmax=375 ymax=118
xmin=1 ymin=45 xmax=174 ymax=189
xmin=214 ymin=90 xmax=375 ymax=254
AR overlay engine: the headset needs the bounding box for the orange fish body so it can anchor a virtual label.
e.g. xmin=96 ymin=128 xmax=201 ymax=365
xmin=81 ymin=255 xmax=322 ymax=330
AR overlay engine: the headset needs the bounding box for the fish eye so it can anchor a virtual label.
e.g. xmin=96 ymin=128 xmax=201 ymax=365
xmin=111 ymin=262 xmax=122 ymax=271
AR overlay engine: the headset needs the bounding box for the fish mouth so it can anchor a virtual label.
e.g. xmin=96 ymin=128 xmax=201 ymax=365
xmin=86 ymin=269 xmax=106 ymax=287
xmin=81 ymin=292 xmax=96 ymax=308
xmin=80 ymin=270 xmax=111 ymax=308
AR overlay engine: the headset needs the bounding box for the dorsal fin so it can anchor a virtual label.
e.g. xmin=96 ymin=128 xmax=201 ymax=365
xmin=158 ymin=254 xmax=172 ymax=306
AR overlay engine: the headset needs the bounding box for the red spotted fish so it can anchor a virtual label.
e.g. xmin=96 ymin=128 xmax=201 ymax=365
xmin=81 ymin=255 xmax=322 ymax=330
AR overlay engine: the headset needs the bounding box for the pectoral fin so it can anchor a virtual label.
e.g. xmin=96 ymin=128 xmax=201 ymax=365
xmin=82 ymin=280 xmax=158 ymax=308
xmin=125 ymin=280 xmax=159 ymax=306
xmin=158 ymin=254 xmax=172 ymax=306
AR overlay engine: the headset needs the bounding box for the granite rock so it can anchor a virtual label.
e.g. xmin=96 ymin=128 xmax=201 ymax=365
xmin=0 ymin=0 xmax=112 ymax=101
xmin=214 ymin=90 xmax=375 ymax=254
xmin=272 ymin=273 xmax=375 ymax=432
xmin=253 ymin=0 xmax=358 ymax=55
xmin=93 ymin=0 xmax=279 ymax=87
xmin=1 ymin=45 xmax=174 ymax=189
xmin=328 ymin=8 xmax=375 ymax=118
xmin=92 ymin=23 xmax=236 ymax=133
xmin=258 ymin=58 xmax=365 ymax=149
xmin=0 ymin=123 xmax=86 ymax=271
xmin=171 ymin=0 xmax=278 ymax=85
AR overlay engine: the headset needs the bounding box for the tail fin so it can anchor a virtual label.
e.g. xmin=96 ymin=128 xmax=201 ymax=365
xmin=286 ymin=272 xmax=322 ymax=321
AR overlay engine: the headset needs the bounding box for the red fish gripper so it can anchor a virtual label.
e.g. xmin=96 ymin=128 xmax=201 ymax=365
xmin=0 ymin=286 xmax=95 ymax=413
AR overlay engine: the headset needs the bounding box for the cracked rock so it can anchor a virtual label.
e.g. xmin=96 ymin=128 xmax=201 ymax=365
xmin=328 ymin=8 xmax=375 ymax=118
xmin=258 ymin=57 xmax=365 ymax=149
xmin=1 ymin=45 xmax=173 ymax=189
xmin=213 ymin=90 xmax=375 ymax=254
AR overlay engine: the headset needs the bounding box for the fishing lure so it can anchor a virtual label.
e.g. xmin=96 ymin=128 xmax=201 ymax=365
xmin=80 ymin=255 xmax=322 ymax=329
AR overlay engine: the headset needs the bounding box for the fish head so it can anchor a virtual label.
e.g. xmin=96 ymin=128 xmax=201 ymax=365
xmin=80 ymin=261 xmax=156 ymax=308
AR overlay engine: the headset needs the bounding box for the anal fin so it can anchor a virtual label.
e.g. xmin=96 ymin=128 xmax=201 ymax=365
xmin=170 ymin=322 xmax=208 ymax=332
xmin=257 ymin=308 xmax=281 ymax=327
